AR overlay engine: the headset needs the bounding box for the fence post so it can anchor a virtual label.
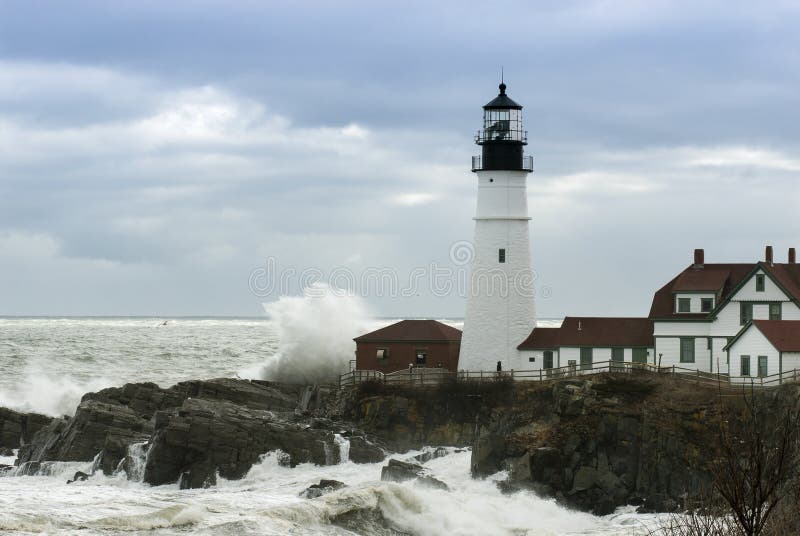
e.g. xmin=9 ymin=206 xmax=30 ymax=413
xmin=672 ymin=365 xmax=675 ymax=376
xmin=539 ymin=369 xmax=542 ymax=381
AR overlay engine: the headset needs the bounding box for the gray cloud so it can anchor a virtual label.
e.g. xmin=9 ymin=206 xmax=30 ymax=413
xmin=0 ymin=1 xmax=799 ymax=316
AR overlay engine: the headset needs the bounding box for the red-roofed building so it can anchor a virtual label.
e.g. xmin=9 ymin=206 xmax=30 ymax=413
xmin=724 ymin=320 xmax=800 ymax=382
xmin=517 ymin=318 xmax=653 ymax=371
xmin=354 ymin=320 xmax=462 ymax=373
xmin=518 ymin=246 xmax=800 ymax=379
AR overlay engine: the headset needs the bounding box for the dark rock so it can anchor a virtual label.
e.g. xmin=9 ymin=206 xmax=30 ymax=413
xmin=412 ymin=446 xmax=449 ymax=464
xmin=381 ymin=459 xmax=424 ymax=483
xmin=0 ymin=446 xmax=14 ymax=457
xmin=15 ymin=461 xmax=41 ymax=476
xmin=347 ymin=436 xmax=385 ymax=464
xmin=0 ymin=407 xmax=54 ymax=449
xmin=637 ymin=493 xmax=681 ymax=514
xmin=66 ymin=471 xmax=90 ymax=484
xmin=178 ymin=459 xmax=217 ymax=489
xmin=380 ymin=458 xmax=449 ymax=490
xmin=142 ymin=398 xmax=340 ymax=488
xmin=0 ymin=464 xmax=12 ymax=475
xmin=300 ymin=479 xmax=347 ymax=498
xmin=17 ymin=400 xmax=150 ymax=474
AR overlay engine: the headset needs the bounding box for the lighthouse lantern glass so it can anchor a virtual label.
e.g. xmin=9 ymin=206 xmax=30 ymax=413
xmin=483 ymin=108 xmax=522 ymax=141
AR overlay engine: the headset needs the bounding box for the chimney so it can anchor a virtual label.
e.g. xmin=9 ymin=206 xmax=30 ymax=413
xmin=694 ymin=248 xmax=704 ymax=268
xmin=766 ymin=245 xmax=774 ymax=265
xmin=790 ymin=248 xmax=796 ymax=264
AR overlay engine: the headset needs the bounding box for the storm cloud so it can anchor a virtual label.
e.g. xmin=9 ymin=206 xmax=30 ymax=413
xmin=1 ymin=1 xmax=799 ymax=317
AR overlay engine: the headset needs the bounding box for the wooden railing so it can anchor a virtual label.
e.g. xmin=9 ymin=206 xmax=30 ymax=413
xmin=339 ymin=360 xmax=800 ymax=389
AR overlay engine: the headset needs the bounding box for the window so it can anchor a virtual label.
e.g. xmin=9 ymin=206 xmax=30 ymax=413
xmin=580 ymin=348 xmax=593 ymax=370
xmin=376 ymin=348 xmax=390 ymax=359
xmin=758 ymin=356 xmax=768 ymax=378
xmin=770 ymin=303 xmax=782 ymax=320
xmin=741 ymin=355 xmax=751 ymax=376
xmin=701 ymin=298 xmax=713 ymax=312
xmin=680 ymin=338 xmax=695 ymax=363
xmin=543 ymin=351 xmax=554 ymax=369
xmin=611 ymin=348 xmax=624 ymax=362
xmin=528 ymin=356 xmax=535 ymax=363
xmin=632 ymin=348 xmax=648 ymax=364
xmin=740 ymin=303 xmax=753 ymax=325
xmin=415 ymin=350 xmax=427 ymax=366
xmin=756 ymin=274 xmax=765 ymax=292
xmin=498 ymin=248 xmax=506 ymax=263
xmin=677 ymin=298 xmax=691 ymax=313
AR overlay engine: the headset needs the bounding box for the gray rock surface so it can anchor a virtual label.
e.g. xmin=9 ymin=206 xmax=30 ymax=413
xmin=0 ymin=407 xmax=53 ymax=449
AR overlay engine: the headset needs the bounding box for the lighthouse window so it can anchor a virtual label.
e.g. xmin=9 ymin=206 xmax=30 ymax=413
xmin=498 ymin=249 xmax=506 ymax=263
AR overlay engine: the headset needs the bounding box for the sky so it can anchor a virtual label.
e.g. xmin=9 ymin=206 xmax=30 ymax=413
xmin=1 ymin=0 xmax=799 ymax=317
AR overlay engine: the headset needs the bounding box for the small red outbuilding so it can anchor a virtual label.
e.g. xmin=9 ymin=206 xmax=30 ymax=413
xmin=354 ymin=319 xmax=461 ymax=373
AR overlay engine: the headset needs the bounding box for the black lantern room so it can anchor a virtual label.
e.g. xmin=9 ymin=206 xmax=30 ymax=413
xmin=472 ymin=83 xmax=533 ymax=172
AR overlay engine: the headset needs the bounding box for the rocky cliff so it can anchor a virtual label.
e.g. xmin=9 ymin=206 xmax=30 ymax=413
xmin=4 ymin=372 xmax=797 ymax=516
xmin=11 ymin=378 xmax=385 ymax=487
xmin=339 ymin=373 xmax=800 ymax=515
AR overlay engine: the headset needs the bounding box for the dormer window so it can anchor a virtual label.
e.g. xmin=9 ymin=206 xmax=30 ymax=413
xmin=701 ymin=298 xmax=714 ymax=312
xmin=677 ymin=298 xmax=690 ymax=313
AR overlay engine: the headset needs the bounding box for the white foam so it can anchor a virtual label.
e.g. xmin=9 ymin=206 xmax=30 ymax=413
xmin=92 ymin=504 xmax=205 ymax=530
xmin=242 ymin=283 xmax=373 ymax=384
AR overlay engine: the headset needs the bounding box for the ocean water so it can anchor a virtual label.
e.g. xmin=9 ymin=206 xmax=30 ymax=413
xmin=0 ymin=316 xmax=661 ymax=536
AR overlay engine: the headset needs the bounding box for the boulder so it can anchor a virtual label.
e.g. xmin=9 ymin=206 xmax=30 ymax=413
xmin=0 ymin=407 xmax=53 ymax=449
xmin=142 ymin=398 xmax=341 ymax=488
xmin=347 ymin=435 xmax=385 ymax=464
xmin=380 ymin=458 xmax=448 ymax=490
xmin=17 ymin=399 xmax=150 ymax=474
xmin=300 ymin=479 xmax=346 ymax=498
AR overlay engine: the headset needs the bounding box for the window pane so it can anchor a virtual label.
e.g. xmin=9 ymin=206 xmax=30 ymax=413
xmin=678 ymin=298 xmax=690 ymax=313
xmin=701 ymin=298 xmax=713 ymax=312
xmin=756 ymin=274 xmax=765 ymax=292
xmin=758 ymin=356 xmax=768 ymax=377
xmin=741 ymin=356 xmax=750 ymax=376
xmin=740 ymin=303 xmax=753 ymax=325
xmin=498 ymin=249 xmax=506 ymax=263
xmin=770 ymin=303 xmax=781 ymax=320
xmin=680 ymin=338 xmax=695 ymax=363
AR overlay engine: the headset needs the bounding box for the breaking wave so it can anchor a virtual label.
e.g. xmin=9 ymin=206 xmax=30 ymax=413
xmin=241 ymin=283 xmax=373 ymax=384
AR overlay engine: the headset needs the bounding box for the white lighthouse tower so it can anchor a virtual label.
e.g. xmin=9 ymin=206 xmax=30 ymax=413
xmin=459 ymin=82 xmax=536 ymax=372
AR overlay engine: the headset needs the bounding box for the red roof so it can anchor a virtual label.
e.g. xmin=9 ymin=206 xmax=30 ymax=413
xmin=517 ymin=327 xmax=559 ymax=349
xmin=648 ymin=262 xmax=800 ymax=319
xmin=518 ymin=317 xmax=654 ymax=349
xmin=765 ymin=263 xmax=800 ymax=302
xmin=753 ymin=320 xmax=800 ymax=352
xmin=354 ymin=319 xmax=462 ymax=343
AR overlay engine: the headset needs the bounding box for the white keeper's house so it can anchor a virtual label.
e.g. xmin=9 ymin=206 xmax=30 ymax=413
xmin=521 ymin=246 xmax=800 ymax=380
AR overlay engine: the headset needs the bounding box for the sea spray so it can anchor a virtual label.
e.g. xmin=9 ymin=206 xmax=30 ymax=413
xmin=0 ymin=362 xmax=112 ymax=416
xmin=116 ymin=441 xmax=149 ymax=482
xmin=243 ymin=283 xmax=373 ymax=384
xmin=334 ymin=434 xmax=350 ymax=464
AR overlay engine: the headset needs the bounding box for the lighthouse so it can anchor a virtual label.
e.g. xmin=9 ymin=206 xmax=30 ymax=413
xmin=459 ymin=82 xmax=536 ymax=372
